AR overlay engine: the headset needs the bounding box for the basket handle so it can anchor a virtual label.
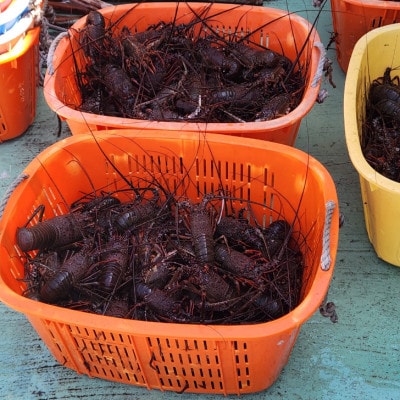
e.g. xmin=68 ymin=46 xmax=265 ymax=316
xmin=320 ymin=200 xmax=336 ymax=271
xmin=311 ymin=41 xmax=326 ymax=88
xmin=0 ymin=173 xmax=29 ymax=221
xmin=46 ymin=31 xmax=69 ymax=76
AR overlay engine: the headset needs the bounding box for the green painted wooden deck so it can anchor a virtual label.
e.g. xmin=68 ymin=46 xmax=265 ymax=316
xmin=0 ymin=1 xmax=399 ymax=399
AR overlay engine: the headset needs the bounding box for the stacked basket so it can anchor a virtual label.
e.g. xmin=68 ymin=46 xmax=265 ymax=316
xmin=0 ymin=3 xmax=339 ymax=395
xmin=0 ymin=0 xmax=40 ymax=142
xmin=330 ymin=0 xmax=400 ymax=72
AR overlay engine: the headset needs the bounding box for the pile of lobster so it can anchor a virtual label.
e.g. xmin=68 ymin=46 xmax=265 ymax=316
xmin=18 ymin=188 xmax=304 ymax=325
xmin=363 ymin=67 xmax=400 ymax=182
xmin=74 ymin=10 xmax=305 ymax=123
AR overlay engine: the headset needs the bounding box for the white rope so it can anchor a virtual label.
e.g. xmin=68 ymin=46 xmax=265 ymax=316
xmin=317 ymin=88 xmax=329 ymax=104
xmin=46 ymin=31 xmax=68 ymax=75
xmin=29 ymin=0 xmax=44 ymax=26
xmin=320 ymin=200 xmax=336 ymax=271
xmin=312 ymin=0 xmax=324 ymax=7
xmin=188 ymin=95 xmax=202 ymax=119
xmin=311 ymin=41 xmax=326 ymax=88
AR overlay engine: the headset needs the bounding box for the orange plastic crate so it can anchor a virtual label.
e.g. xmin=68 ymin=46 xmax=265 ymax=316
xmin=330 ymin=0 xmax=400 ymax=72
xmin=0 ymin=131 xmax=339 ymax=395
xmin=0 ymin=26 xmax=39 ymax=142
xmin=44 ymin=2 xmax=323 ymax=146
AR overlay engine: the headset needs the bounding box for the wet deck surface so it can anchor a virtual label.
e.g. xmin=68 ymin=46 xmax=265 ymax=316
xmin=1 ymin=1 xmax=400 ymax=399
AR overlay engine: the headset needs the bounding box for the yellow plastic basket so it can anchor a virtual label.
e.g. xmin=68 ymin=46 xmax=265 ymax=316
xmin=344 ymin=23 xmax=400 ymax=266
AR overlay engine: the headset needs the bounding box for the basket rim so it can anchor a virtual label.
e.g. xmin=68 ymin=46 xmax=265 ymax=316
xmin=43 ymin=2 xmax=322 ymax=133
xmin=0 ymin=130 xmax=338 ymax=338
xmin=0 ymin=25 xmax=39 ymax=63
xmin=344 ymin=23 xmax=400 ymax=192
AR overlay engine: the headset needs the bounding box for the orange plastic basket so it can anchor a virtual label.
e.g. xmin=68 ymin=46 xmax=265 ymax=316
xmin=0 ymin=131 xmax=338 ymax=394
xmin=0 ymin=26 xmax=39 ymax=141
xmin=43 ymin=2 xmax=323 ymax=146
xmin=0 ymin=26 xmax=39 ymax=142
xmin=330 ymin=0 xmax=400 ymax=72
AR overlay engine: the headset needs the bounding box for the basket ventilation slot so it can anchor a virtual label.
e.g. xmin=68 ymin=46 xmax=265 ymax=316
xmin=103 ymin=152 xmax=279 ymax=228
xmin=70 ymin=326 xmax=146 ymax=384
xmin=0 ymin=107 xmax=7 ymax=135
xmin=371 ymin=11 xmax=400 ymax=28
xmin=145 ymin=336 xmax=227 ymax=392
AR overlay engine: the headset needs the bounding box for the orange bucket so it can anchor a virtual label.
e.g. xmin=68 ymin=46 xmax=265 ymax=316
xmin=44 ymin=2 xmax=323 ymax=145
xmin=0 ymin=26 xmax=39 ymax=142
xmin=0 ymin=131 xmax=339 ymax=395
xmin=330 ymin=0 xmax=400 ymax=72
